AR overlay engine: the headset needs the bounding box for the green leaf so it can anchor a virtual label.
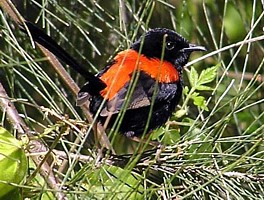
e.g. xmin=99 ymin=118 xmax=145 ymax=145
xmin=83 ymin=164 xmax=144 ymax=199
xmin=190 ymin=92 xmax=199 ymax=99
xmin=175 ymin=109 xmax=187 ymax=118
xmin=163 ymin=128 xmax=180 ymax=145
xmin=193 ymin=96 xmax=205 ymax=106
xmin=183 ymin=86 xmax=189 ymax=95
xmin=189 ymin=66 xmax=199 ymax=87
xmin=196 ymin=85 xmax=213 ymax=91
xmin=197 ymin=65 xmax=219 ymax=85
xmin=0 ymin=127 xmax=28 ymax=198
xmin=151 ymin=127 xmax=165 ymax=140
xmin=192 ymin=95 xmax=209 ymax=111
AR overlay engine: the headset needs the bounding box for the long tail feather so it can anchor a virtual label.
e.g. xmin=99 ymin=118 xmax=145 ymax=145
xmin=20 ymin=21 xmax=106 ymax=94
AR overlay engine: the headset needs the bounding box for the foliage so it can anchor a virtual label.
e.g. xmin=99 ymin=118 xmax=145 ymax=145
xmin=0 ymin=127 xmax=27 ymax=199
xmin=0 ymin=0 xmax=263 ymax=199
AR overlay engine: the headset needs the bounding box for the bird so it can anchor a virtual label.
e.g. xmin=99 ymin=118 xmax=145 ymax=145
xmin=21 ymin=22 xmax=206 ymax=138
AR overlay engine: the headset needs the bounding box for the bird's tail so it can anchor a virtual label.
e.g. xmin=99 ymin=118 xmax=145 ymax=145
xmin=20 ymin=21 xmax=106 ymax=94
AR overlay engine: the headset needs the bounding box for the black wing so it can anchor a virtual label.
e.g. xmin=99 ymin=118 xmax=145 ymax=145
xmin=99 ymin=71 xmax=179 ymax=116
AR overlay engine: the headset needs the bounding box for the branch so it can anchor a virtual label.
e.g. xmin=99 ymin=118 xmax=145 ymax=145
xmin=0 ymin=82 xmax=66 ymax=199
xmin=0 ymin=1 xmax=67 ymax=199
xmin=0 ymin=83 xmax=28 ymax=135
xmin=47 ymin=148 xmax=264 ymax=183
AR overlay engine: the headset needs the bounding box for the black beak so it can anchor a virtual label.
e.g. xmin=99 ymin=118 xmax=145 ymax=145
xmin=182 ymin=44 xmax=207 ymax=52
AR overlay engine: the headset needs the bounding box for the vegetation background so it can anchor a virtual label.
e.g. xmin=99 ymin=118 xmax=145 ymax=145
xmin=0 ymin=0 xmax=263 ymax=199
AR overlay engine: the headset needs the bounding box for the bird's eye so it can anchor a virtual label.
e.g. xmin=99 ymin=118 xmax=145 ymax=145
xmin=166 ymin=42 xmax=175 ymax=50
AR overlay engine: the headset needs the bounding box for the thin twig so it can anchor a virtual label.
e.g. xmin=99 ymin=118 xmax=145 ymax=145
xmin=186 ymin=34 xmax=264 ymax=67
xmin=0 ymin=83 xmax=65 ymax=199
xmin=0 ymin=83 xmax=28 ymax=135
xmin=0 ymin=1 xmax=67 ymax=199
xmin=49 ymin=148 xmax=264 ymax=183
xmin=220 ymin=71 xmax=264 ymax=83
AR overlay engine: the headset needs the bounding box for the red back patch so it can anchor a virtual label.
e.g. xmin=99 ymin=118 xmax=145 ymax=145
xmin=100 ymin=49 xmax=179 ymax=100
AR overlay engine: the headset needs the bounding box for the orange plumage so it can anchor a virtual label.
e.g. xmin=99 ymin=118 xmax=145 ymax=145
xmin=100 ymin=49 xmax=179 ymax=100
